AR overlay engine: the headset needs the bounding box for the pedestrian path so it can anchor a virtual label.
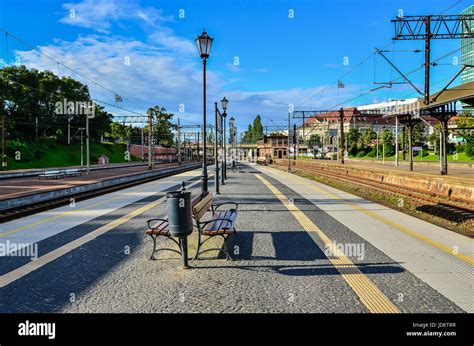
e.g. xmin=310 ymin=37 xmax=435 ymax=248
xmin=257 ymin=164 xmax=473 ymax=312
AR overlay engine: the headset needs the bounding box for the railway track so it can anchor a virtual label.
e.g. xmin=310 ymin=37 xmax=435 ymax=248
xmin=0 ymin=163 xmax=201 ymax=223
xmin=273 ymin=162 xmax=474 ymax=223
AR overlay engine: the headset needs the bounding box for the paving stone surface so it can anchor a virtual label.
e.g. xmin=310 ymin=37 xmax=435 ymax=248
xmin=0 ymin=164 xmax=464 ymax=313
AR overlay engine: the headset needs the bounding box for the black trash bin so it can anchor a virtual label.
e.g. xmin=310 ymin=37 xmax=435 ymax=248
xmin=167 ymin=191 xmax=193 ymax=237
xmin=166 ymin=183 xmax=193 ymax=268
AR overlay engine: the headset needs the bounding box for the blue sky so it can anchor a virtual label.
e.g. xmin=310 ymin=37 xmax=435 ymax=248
xmin=0 ymin=0 xmax=470 ymax=132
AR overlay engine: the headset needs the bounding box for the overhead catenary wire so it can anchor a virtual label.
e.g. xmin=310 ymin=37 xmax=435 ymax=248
xmin=296 ymin=41 xmax=394 ymax=108
xmin=327 ymin=42 xmax=473 ymax=110
xmin=0 ymin=28 xmax=147 ymax=115
xmin=295 ymin=0 xmax=470 ymax=111
xmin=2 ymin=77 xmax=147 ymax=119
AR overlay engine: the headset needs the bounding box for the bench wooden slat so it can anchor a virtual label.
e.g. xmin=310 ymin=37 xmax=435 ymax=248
xmin=193 ymin=194 xmax=213 ymax=221
xmin=146 ymin=219 xmax=170 ymax=235
xmin=149 ymin=219 xmax=168 ymax=230
xmin=204 ymin=210 xmax=237 ymax=233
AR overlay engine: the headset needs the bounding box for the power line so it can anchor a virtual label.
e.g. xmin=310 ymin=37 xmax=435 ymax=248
xmin=296 ymin=41 xmax=394 ymax=108
xmin=296 ymin=3 xmax=470 ymax=110
xmin=0 ymin=28 xmax=147 ymax=113
xmin=327 ymin=42 xmax=472 ymax=110
xmin=1 ymin=76 xmax=146 ymax=118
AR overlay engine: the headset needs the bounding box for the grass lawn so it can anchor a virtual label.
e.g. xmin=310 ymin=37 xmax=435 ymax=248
xmin=6 ymin=139 xmax=141 ymax=170
xmin=349 ymin=152 xmax=473 ymax=163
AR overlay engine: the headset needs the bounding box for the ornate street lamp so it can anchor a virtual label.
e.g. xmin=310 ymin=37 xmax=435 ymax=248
xmin=221 ymin=96 xmax=228 ymax=182
xmin=221 ymin=96 xmax=228 ymax=111
xmin=196 ymin=30 xmax=213 ymax=196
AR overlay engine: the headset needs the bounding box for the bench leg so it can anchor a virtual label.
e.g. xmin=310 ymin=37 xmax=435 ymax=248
xmin=149 ymin=234 xmax=158 ymax=260
xmin=222 ymin=234 xmax=233 ymax=261
xmin=193 ymin=233 xmax=235 ymax=261
xmin=148 ymin=234 xmax=182 ymax=260
xmin=193 ymin=232 xmax=203 ymax=261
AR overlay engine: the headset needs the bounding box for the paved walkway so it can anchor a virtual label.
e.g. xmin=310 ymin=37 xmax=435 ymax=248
xmin=0 ymin=163 xmax=471 ymax=313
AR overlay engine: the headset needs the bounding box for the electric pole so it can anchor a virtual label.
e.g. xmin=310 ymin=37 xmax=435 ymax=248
xmin=148 ymin=113 xmax=152 ymax=169
xmin=339 ymin=107 xmax=345 ymax=164
xmin=2 ymin=113 xmax=6 ymax=171
xmin=177 ymin=118 xmax=181 ymax=165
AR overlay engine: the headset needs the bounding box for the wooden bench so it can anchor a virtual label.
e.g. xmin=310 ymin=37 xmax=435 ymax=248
xmin=145 ymin=195 xmax=201 ymax=260
xmin=145 ymin=192 xmax=238 ymax=261
xmin=63 ymin=169 xmax=82 ymax=177
xmin=38 ymin=170 xmax=64 ymax=180
xmin=192 ymin=193 xmax=238 ymax=260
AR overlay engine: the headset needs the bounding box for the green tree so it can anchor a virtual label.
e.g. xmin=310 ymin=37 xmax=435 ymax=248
xmin=357 ymin=128 xmax=376 ymax=149
xmin=252 ymin=115 xmax=264 ymax=142
xmin=381 ymin=129 xmax=394 ymax=157
xmin=412 ymin=122 xmax=427 ymax=146
xmin=455 ymin=112 xmax=474 ymax=157
xmin=147 ymin=105 xmax=174 ymax=147
xmin=0 ymin=65 xmax=112 ymax=142
xmin=106 ymin=122 xmax=132 ymax=143
xmin=242 ymin=124 xmax=253 ymax=143
xmin=307 ymin=134 xmax=321 ymax=148
xmin=347 ymin=128 xmax=360 ymax=155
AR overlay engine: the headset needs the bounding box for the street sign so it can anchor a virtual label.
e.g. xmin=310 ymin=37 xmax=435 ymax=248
xmin=412 ymin=146 xmax=422 ymax=151
xmin=216 ymin=113 xmax=223 ymax=134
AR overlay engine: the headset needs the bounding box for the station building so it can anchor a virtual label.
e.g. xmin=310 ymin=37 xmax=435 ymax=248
xmin=256 ymin=134 xmax=289 ymax=163
xmin=129 ymin=144 xmax=177 ymax=162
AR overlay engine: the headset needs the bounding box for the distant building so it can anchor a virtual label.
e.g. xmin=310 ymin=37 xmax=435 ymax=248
xmin=129 ymin=144 xmax=177 ymax=162
xmin=461 ymin=5 xmax=474 ymax=85
xmin=297 ymin=107 xmax=398 ymax=148
xmin=256 ymin=134 xmax=288 ymax=163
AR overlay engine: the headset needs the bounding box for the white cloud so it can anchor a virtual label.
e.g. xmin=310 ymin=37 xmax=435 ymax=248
xmin=15 ymin=32 xmax=360 ymax=131
xmin=148 ymin=29 xmax=195 ymax=55
xmin=14 ymin=0 xmax=364 ymax=133
xmin=60 ymin=0 xmax=173 ymax=33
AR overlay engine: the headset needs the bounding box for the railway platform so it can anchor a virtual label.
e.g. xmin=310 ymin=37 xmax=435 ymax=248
xmin=0 ymin=163 xmax=471 ymax=313
xmin=0 ymin=163 xmax=174 ymax=202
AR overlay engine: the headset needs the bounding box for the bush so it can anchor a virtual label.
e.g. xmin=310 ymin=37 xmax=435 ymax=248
xmin=348 ymin=146 xmax=358 ymax=156
xmin=366 ymin=148 xmax=376 ymax=158
xmin=456 ymin=143 xmax=466 ymax=153
xmin=446 ymin=143 xmax=457 ymax=155
xmin=466 ymin=142 xmax=474 ymax=158
xmin=383 ymin=145 xmax=394 ymax=157
xmin=421 ymin=146 xmax=429 ymax=157
xmin=7 ymin=139 xmax=45 ymax=161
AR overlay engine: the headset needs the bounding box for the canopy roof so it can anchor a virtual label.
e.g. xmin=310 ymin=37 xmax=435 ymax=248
xmin=384 ymin=81 xmax=474 ymax=118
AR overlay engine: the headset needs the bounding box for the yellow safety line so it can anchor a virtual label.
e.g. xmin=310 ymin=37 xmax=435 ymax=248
xmin=255 ymin=174 xmax=400 ymax=314
xmin=265 ymin=167 xmax=474 ymax=266
xmin=0 ymin=170 xmax=203 ymax=238
xmin=0 ymin=179 xmax=202 ymax=288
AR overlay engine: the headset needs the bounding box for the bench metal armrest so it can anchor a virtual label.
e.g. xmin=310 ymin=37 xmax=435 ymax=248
xmin=147 ymin=218 xmax=168 ymax=229
xmin=198 ymin=218 xmax=233 ymax=228
xmin=212 ymin=202 xmax=239 ymax=212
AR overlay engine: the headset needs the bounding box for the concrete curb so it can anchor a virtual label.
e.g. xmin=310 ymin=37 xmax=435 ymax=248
xmin=273 ymin=159 xmax=474 ymax=205
xmin=0 ymin=162 xmax=151 ymax=180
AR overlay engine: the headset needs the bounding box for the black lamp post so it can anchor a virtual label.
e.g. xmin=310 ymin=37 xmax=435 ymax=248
xmin=221 ymin=96 xmax=228 ymax=183
xmin=196 ymin=30 xmax=213 ymax=196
